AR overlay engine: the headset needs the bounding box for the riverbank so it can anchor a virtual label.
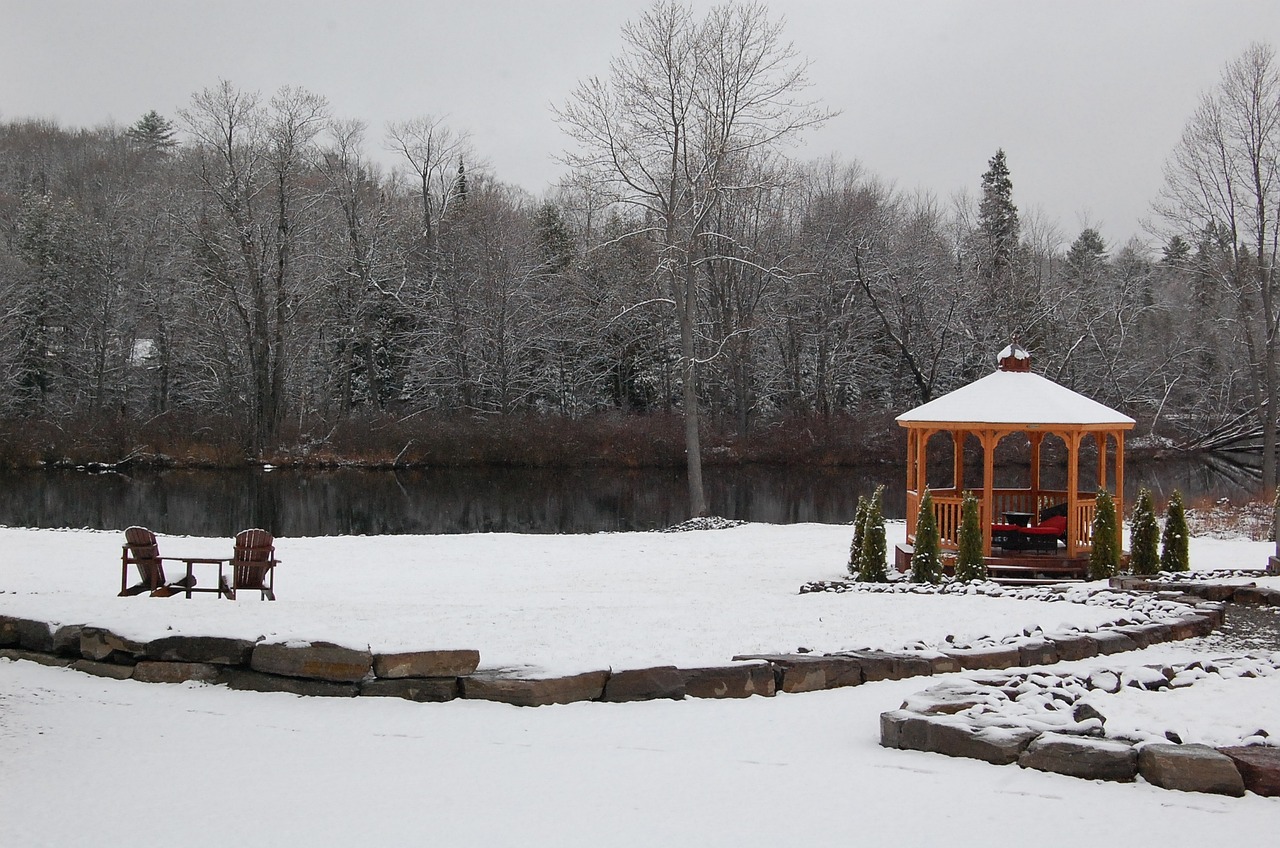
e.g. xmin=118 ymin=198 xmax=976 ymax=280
xmin=0 ymin=410 xmax=903 ymax=470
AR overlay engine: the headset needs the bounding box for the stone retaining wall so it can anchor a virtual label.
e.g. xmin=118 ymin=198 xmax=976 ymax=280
xmin=1109 ymin=577 xmax=1280 ymax=607
xmin=0 ymin=589 xmax=1228 ymax=707
xmin=881 ymin=654 xmax=1280 ymax=797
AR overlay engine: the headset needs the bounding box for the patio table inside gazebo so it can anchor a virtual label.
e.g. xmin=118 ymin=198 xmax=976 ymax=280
xmin=894 ymin=345 xmax=1135 ymax=579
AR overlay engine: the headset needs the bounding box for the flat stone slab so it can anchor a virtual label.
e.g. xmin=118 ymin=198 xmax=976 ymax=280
xmin=880 ymin=709 xmax=932 ymax=751
xmin=733 ymin=654 xmax=863 ymax=693
xmin=132 ymin=661 xmax=221 ymax=684
xmin=373 ymin=649 xmax=480 ymax=679
xmin=900 ymin=689 xmax=988 ymax=716
xmin=79 ymin=627 xmax=146 ymax=662
xmin=220 ymin=668 xmax=360 ymax=697
xmin=1164 ymin=617 xmax=1203 ymax=641
xmin=251 ymin=641 xmax=373 ymax=683
xmin=1047 ymin=634 xmax=1098 ymax=661
xmin=1113 ymin=624 xmax=1171 ymax=649
xmin=52 ymin=624 xmax=85 ymax=657
xmin=834 ymin=651 xmax=932 ymax=681
xmin=600 ymin=666 xmax=686 ymax=702
xmin=1091 ymin=631 xmax=1138 ymax=655
xmin=943 ymin=646 xmax=1022 ymax=671
xmin=1018 ymin=732 xmax=1138 ymax=781
xmin=0 ymin=648 xmax=72 ymax=668
xmin=5 ymin=617 xmax=54 ymax=652
xmin=361 ymin=677 xmax=459 ymax=702
xmin=681 ymin=663 xmax=776 ymax=699
xmin=461 ymin=669 xmax=609 ymax=707
xmin=1139 ymin=743 xmax=1245 ymax=796
xmin=914 ymin=651 xmax=960 ymax=674
xmin=0 ymin=615 xmax=20 ymax=647
xmin=70 ymin=659 xmax=135 ymax=680
xmin=1217 ymin=746 xmax=1280 ymax=797
xmin=1018 ymin=640 xmax=1059 ymax=667
xmin=146 ymin=635 xmax=255 ymax=665
xmin=1232 ymin=586 xmax=1280 ymax=605
xmin=922 ymin=717 xmax=1038 ymax=765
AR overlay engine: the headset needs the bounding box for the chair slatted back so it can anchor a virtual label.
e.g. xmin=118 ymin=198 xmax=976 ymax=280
xmin=233 ymin=528 xmax=275 ymax=590
xmin=124 ymin=525 xmax=165 ymax=590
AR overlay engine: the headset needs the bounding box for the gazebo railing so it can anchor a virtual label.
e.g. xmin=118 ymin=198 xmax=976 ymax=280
xmin=907 ymin=488 xmax=1096 ymax=551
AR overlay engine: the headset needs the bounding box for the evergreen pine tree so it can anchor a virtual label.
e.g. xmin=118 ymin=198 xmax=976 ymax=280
xmin=847 ymin=494 xmax=868 ymax=577
xmin=454 ymin=160 xmax=469 ymax=205
xmin=978 ymin=148 xmax=1020 ymax=277
xmin=910 ymin=489 xmax=942 ymax=584
xmin=1160 ymin=490 xmax=1190 ymax=572
xmin=954 ymin=491 xmax=987 ymax=582
xmin=858 ymin=486 xmax=888 ymax=583
xmin=1089 ymin=489 xmax=1120 ymax=580
xmin=126 ymin=110 xmax=178 ymax=152
xmin=1129 ymin=487 xmax=1160 ymax=575
xmin=1065 ymin=227 xmax=1108 ymax=280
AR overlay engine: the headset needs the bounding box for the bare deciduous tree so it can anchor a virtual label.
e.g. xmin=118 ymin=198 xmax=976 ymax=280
xmin=557 ymin=0 xmax=830 ymax=515
xmin=1157 ymin=42 xmax=1280 ymax=486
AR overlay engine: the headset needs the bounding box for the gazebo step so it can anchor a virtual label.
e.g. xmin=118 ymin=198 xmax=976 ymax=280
xmin=990 ymin=576 xmax=1085 ymax=586
xmin=986 ymin=564 xmax=1085 ymax=574
xmin=985 ymin=560 xmax=1088 ymax=587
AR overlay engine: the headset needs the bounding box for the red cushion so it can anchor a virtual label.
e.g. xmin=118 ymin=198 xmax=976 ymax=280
xmin=991 ymin=524 xmax=1021 ymax=533
xmin=1038 ymin=515 xmax=1068 ymax=534
xmin=1022 ymin=526 xmax=1060 ymax=537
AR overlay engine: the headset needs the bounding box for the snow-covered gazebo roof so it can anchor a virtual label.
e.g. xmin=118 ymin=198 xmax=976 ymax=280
xmin=896 ymin=370 xmax=1136 ymax=429
xmin=896 ymin=343 xmax=1135 ymax=430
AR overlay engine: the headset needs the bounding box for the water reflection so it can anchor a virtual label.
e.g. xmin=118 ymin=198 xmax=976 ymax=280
xmin=0 ymin=456 xmax=1257 ymax=537
xmin=0 ymin=465 xmax=902 ymax=537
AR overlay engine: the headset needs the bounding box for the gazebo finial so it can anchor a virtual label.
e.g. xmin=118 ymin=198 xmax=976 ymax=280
xmin=997 ymin=340 xmax=1031 ymax=372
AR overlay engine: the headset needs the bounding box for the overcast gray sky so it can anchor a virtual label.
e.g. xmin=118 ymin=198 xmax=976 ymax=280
xmin=2 ymin=0 xmax=1276 ymax=248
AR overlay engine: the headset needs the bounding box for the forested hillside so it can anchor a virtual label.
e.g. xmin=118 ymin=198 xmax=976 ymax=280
xmin=0 ymin=18 xmax=1274 ymax=479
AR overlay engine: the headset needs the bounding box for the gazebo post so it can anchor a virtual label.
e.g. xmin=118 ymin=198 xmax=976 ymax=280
xmin=1097 ymin=433 xmax=1108 ymax=493
xmin=1029 ymin=432 xmax=1043 ymax=515
xmin=904 ymin=428 xmax=915 ymax=537
xmin=1114 ymin=430 xmax=1126 ymax=554
xmin=952 ymin=430 xmax=966 ymax=494
xmin=1066 ymin=431 xmax=1082 ymax=557
xmin=981 ymin=429 xmax=996 ymax=556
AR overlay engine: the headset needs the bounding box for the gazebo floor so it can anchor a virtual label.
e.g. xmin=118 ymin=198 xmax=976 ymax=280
xmin=895 ymin=544 xmax=1090 ymax=586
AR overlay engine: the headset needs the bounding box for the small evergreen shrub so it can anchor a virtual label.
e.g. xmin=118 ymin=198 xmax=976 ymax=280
xmin=1160 ymin=489 xmax=1190 ymax=572
xmin=1089 ymin=489 xmax=1120 ymax=580
xmin=954 ymin=490 xmax=987 ymax=582
xmin=910 ymin=489 xmax=942 ymax=584
xmin=848 ymin=494 xmax=869 ymax=577
xmin=1129 ymin=487 xmax=1160 ymax=575
xmin=858 ymin=485 xmax=888 ymax=583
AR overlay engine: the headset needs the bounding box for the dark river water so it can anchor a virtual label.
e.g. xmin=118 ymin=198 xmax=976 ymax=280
xmin=0 ymin=455 xmax=1262 ymax=537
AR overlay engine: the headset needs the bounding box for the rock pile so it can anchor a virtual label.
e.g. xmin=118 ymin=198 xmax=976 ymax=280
xmin=881 ymin=654 xmax=1280 ymax=796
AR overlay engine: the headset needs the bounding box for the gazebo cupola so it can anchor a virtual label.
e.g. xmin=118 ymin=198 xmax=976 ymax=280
xmin=895 ymin=344 xmax=1135 ymax=563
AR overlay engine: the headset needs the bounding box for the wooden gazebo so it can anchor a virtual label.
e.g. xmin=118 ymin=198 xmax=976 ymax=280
xmin=895 ymin=344 xmax=1135 ymax=570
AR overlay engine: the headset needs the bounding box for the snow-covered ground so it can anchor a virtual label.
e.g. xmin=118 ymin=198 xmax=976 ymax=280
xmin=2 ymin=522 xmax=1277 ymax=845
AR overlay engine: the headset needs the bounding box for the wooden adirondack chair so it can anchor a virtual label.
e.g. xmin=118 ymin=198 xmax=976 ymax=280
xmin=220 ymin=528 xmax=278 ymax=601
xmin=119 ymin=526 xmax=200 ymax=598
